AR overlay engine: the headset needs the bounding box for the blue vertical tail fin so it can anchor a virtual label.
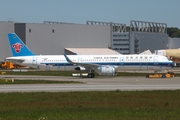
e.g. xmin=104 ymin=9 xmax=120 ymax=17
xmin=8 ymin=33 xmax=36 ymax=56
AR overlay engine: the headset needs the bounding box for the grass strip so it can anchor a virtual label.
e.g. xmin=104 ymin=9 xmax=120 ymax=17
xmin=0 ymin=90 xmax=180 ymax=119
xmin=0 ymin=79 xmax=83 ymax=84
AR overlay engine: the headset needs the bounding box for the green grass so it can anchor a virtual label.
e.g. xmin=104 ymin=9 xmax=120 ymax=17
xmin=0 ymin=91 xmax=180 ymax=120
xmin=1 ymin=70 xmax=180 ymax=77
xmin=0 ymin=79 xmax=83 ymax=84
xmin=0 ymin=70 xmax=74 ymax=76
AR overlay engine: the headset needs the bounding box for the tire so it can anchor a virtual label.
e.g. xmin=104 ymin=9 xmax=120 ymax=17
xmin=91 ymin=73 xmax=95 ymax=78
xmin=87 ymin=73 xmax=95 ymax=78
xmin=162 ymin=74 xmax=166 ymax=78
xmin=87 ymin=73 xmax=92 ymax=78
xmin=146 ymin=75 xmax=149 ymax=78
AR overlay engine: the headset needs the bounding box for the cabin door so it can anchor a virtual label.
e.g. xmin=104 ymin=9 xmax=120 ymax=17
xmin=78 ymin=58 xmax=82 ymax=63
xmin=120 ymin=57 xmax=124 ymax=66
xmin=153 ymin=56 xmax=158 ymax=65
xmin=32 ymin=57 xmax=37 ymax=65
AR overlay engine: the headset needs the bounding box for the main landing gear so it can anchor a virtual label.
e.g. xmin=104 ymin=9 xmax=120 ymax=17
xmin=86 ymin=69 xmax=95 ymax=78
xmin=87 ymin=73 xmax=95 ymax=78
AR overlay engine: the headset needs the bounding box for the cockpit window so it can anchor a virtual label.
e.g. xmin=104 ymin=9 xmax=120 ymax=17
xmin=167 ymin=57 xmax=171 ymax=61
xmin=162 ymin=58 xmax=169 ymax=62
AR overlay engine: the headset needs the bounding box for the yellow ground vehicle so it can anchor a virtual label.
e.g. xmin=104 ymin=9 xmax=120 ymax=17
xmin=146 ymin=72 xmax=175 ymax=78
xmin=0 ymin=61 xmax=25 ymax=69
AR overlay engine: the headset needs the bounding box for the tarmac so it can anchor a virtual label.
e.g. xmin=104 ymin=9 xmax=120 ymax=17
xmin=0 ymin=75 xmax=180 ymax=92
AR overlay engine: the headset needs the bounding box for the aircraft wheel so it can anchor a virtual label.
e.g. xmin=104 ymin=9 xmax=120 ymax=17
xmin=87 ymin=73 xmax=91 ymax=78
xmin=87 ymin=73 xmax=95 ymax=78
xmin=91 ymin=73 xmax=95 ymax=78
xmin=162 ymin=74 xmax=166 ymax=78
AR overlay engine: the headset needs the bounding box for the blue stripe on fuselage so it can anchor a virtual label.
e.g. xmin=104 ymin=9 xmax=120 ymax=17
xmin=41 ymin=62 xmax=173 ymax=68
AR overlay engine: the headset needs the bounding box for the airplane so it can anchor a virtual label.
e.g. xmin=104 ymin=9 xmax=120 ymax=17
xmin=155 ymin=49 xmax=180 ymax=66
xmin=155 ymin=49 xmax=180 ymax=59
xmin=6 ymin=33 xmax=175 ymax=78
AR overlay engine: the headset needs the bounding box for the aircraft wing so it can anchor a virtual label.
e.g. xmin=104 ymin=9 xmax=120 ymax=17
xmin=63 ymin=54 xmax=99 ymax=69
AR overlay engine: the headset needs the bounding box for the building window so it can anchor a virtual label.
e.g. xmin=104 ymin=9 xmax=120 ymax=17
xmin=29 ymin=29 xmax=31 ymax=33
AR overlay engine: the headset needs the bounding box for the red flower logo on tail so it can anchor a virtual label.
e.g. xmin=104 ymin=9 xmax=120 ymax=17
xmin=12 ymin=43 xmax=24 ymax=53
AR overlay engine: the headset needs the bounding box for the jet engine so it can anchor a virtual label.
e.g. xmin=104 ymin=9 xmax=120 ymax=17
xmin=96 ymin=66 xmax=116 ymax=76
xmin=75 ymin=66 xmax=86 ymax=71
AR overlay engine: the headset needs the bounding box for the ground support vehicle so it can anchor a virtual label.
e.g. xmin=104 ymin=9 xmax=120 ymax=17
xmin=146 ymin=72 xmax=175 ymax=78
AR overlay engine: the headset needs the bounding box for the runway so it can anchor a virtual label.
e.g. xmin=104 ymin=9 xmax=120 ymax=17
xmin=0 ymin=75 xmax=180 ymax=92
xmin=1 ymin=84 xmax=180 ymax=92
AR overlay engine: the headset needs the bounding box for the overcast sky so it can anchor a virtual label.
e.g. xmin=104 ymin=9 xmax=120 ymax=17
xmin=0 ymin=0 xmax=179 ymax=28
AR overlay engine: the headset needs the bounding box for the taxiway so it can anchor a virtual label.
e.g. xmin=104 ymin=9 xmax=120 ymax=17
xmin=0 ymin=75 xmax=180 ymax=92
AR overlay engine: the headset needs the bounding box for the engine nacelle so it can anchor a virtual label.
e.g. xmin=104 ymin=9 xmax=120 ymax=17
xmin=96 ymin=66 xmax=116 ymax=76
xmin=75 ymin=66 xmax=86 ymax=71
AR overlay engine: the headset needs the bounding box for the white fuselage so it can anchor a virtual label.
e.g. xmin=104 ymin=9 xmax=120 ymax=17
xmin=6 ymin=54 xmax=174 ymax=71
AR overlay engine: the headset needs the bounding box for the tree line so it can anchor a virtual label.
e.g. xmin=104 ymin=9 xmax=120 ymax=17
xmin=125 ymin=27 xmax=180 ymax=38
xmin=167 ymin=27 xmax=180 ymax=38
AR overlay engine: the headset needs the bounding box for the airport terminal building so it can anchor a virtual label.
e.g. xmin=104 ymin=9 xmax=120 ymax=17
xmin=0 ymin=20 xmax=179 ymax=61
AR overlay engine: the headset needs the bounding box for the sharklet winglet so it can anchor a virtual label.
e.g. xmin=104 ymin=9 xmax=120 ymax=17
xmin=63 ymin=54 xmax=73 ymax=63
